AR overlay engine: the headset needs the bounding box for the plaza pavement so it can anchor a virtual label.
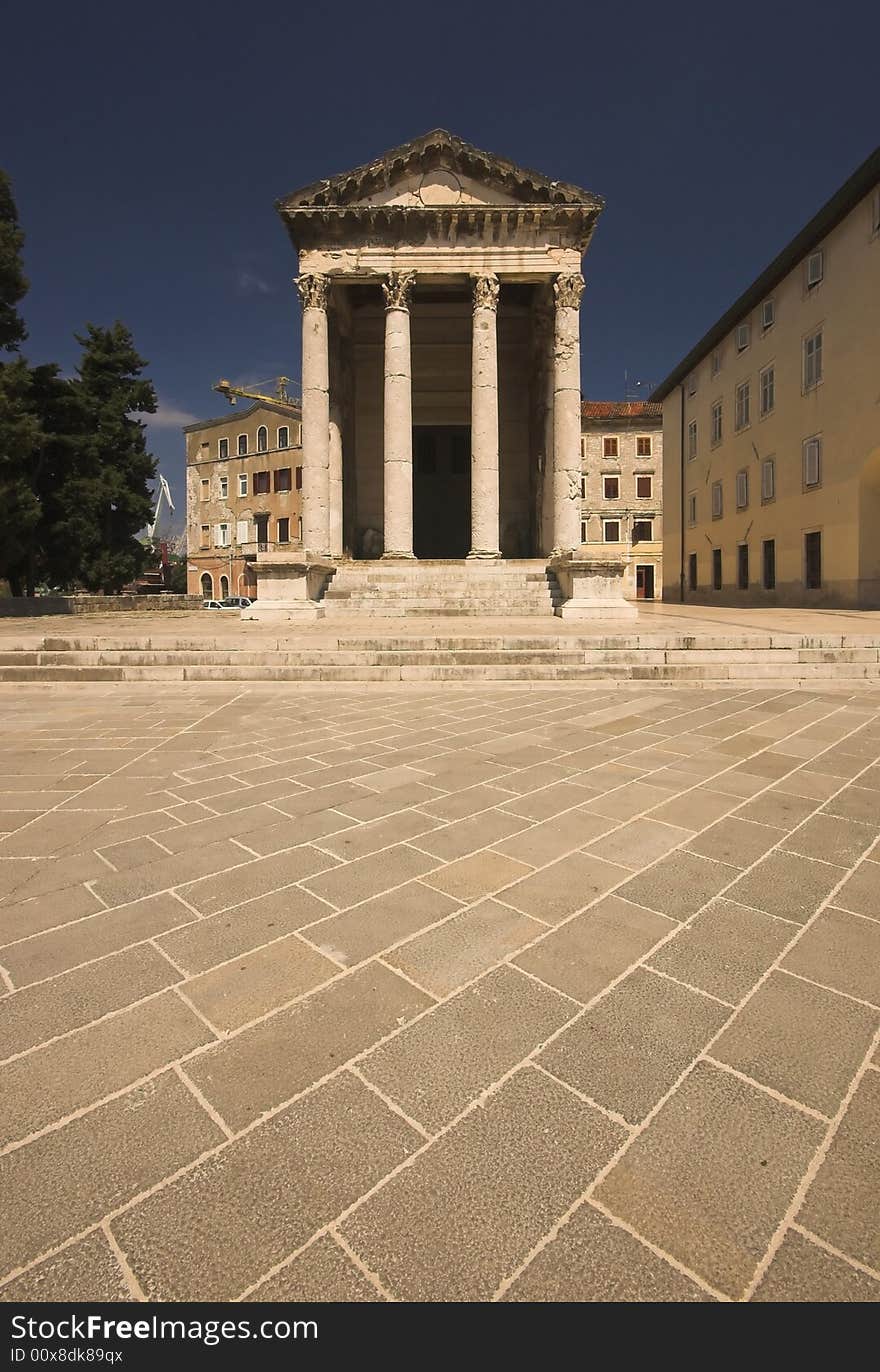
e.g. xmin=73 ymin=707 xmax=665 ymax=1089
xmin=0 ymin=679 xmax=878 ymax=1302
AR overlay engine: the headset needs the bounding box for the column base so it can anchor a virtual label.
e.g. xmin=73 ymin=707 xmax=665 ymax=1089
xmin=467 ymin=549 xmax=502 ymax=560
xmin=382 ymin=550 xmax=416 ymax=560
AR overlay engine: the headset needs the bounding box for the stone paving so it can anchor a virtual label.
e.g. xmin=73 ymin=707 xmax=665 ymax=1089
xmin=0 ymin=681 xmax=878 ymax=1302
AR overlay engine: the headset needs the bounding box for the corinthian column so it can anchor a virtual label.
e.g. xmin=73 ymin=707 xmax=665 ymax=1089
xmin=552 ymin=272 xmax=585 ymax=556
xmin=382 ymin=270 xmax=416 ymax=558
xmin=469 ymin=274 xmax=501 ymax=559
xmin=295 ymin=273 xmax=331 ymax=557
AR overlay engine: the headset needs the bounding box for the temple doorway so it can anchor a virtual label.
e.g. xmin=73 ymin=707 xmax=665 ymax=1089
xmin=412 ymin=426 xmax=471 ymax=559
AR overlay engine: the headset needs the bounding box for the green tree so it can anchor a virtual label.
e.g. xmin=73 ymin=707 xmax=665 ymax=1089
xmin=0 ymin=170 xmax=41 ymax=595
xmin=44 ymin=323 xmax=157 ymax=593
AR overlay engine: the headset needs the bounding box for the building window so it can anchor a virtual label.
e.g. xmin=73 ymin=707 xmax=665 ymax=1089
xmin=274 ymin=467 xmax=292 ymax=493
xmin=237 ymin=434 xmax=247 ymax=456
xmin=806 ymin=249 xmax=824 ymax=288
xmin=277 ymin=517 xmax=290 ymax=544
xmin=580 ymin=436 xmax=588 ymax=459
xmin=200 ymin=572 xmax=213 ymax=599
xmin=219 ymin=575 xmax=229 ymax=599
xmin=277 ymin=426 xmax=289 ymax=449
xmin=711 ymin=480 xmax=723 ymax=519
xmin=216 ymin=522 xmax=230 ymax=547
xmin=803 ymin=328 xmax=823 ymax=390
xmin=238 ymin=473 xmax=248 ymax=498
xmin=711 ymin=349 xmax=721 ymax=377
xmin=763 ymin=539 xmax=776 ymax=590
xmin=711 ymin=400 xmax=723 ymax=445
xmin=603 ymin=436 xmax=619 ymax=458
xmin=297 ymin=516 xmax=303 ymax=541
xmin=199 ymin=524 xmax=210 ymax=549
xmin=632 ymin=518 xmax=653 ymax=543
xmin=760 ymin=365 xmax=775 ymax=416
xmin=603 ymin=519 xmax=621 ymax=542
xmin=803 ymin=435 xmax=822 ymax=488
xmin=805 ymin=531 xmax=822 ymax=589
xmin=635 ymin=474 xmax=653 ymax=498
xmin=737 ymin=544 xmax=749 ymax=590
xmin=736 ymin=469 xmax=749 ymax=510
xmin=712 ymin=548 xmax=722 ymax=590
xmin=218 ymin=438 xmax=229 ymax=460
xmin=200 ymin=478 xmax=209 ymax=500
xmin=735 ymin=380 xmax=751 ymax=431
xmin=236 ymin=519 xmax=249 ymax=544
xmin=257 ymin=425 xmax=268 ymax=453
xmin=687 ymin=493 xmax=697 ymax=526
xmin=736 ymin=322 xmax=750 ymax=353
xmin=636 ymin=435 xmax=653 ymax=457
xmin=687 ymin=420 xmax=697 ymax=461
xmin=603 ymin=475 xmax=620 ymax=499
xmin=761 ymin=299 xmax=775 ymax=331
xmin=580 ymin=520 xmax=588 ymax=544
xmin=218 ymin=476 xmax=228 ymax=499
xmin=761 ymin=457 xmax=776 ymax=502
xmin=295 ymin=467 xmax=303 ymax=491
xmin=580 ymin=475 xmax=587 ymax=500
xmin=688 ymin=552 xmax=698 ymax=591
xmin=253 ymin=471 xmax=271 ymax=495
xmin=687 ymin=373 xmax=697 ymax=396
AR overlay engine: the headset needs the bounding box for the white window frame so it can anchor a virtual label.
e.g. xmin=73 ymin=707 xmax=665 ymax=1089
xmin=736 ymin=322 xmax=750 ymax=353
xmin=277 ymin=517 xmax=290 ymax=544
xmin=711 ymin=480 xmax=723 ymax=519
xmin=218 ymin=437 xmax=229 ymax=460
xmin=759 ymin=364 xmax=775 ymax=417
xmin=602 ymin=518 xmax=622 ymax=543
xmin=602 ymin=435 xmax=619 ymax=459
xmin=257 ymin=425 xmax=269 ymax=453
xmin=237 ymin=434 xmax=248 ymax=456
xmin=687 ymin=373 xmax=697 ymax=397
xmin=735 ymin=380 xmax=751 ymax=432
xmin=277 ymin=426 xmax=289 ymax=450
xmin=803 ymin=435 xmax=822 ymax=489
xmin=602 ymin=474 xmax=620 ymax=500
xmin=687 ymin=419 xmax=697 ymax=461
xmin=761 ymin=457 xmax=776 ymax=503
xmin=216 ymin=522 xmax=230 ymax=548
xmin=806 ymin=249 xmax=824 ymax=288
xmin=687 ymin=493 xmax=697 ymax=526
xmin=635 ymin=473 xmax=653 ymax=499
xmin=199 ymin=478 xmax=209 ymax=501
xmin=761 ymin=299 xmax=775 ymax=331
xmin=238 ymin=472 xmax=248 ymax=497
xmin=218 ymin=475 xmax=228 ymax=500
xmin=803 ymin=328 xmax=823 ymax=391
xmin=199 ymin=523 xmax=210 ymax=549
xmin=236 ymin=519 xmax=249 ymax=544
xmin=636 ymin=435 xmax=653 ymax=457
xmin=735 ymin=469 xmax=749 ymax=510
xmin=711 ymin=349 xmax=721 ymax=377
xmin=711 ymin=400 xmax=723 ymax=446
xmin=632 ymin=517 xmax=654 ymax=543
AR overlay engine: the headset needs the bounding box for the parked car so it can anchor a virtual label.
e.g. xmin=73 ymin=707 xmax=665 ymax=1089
xmin=201 ymin=599 xmax=239 ymax=610
xmin=220 ymin=596 xmax=253 ymax=608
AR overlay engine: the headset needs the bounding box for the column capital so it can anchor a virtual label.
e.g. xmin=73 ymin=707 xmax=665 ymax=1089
xmin=295 ymin=273 xmax=329 ymax=311
xmin=472 ymin=274 xmax=500 ymax=313
xmin=382 ymin=270 xmax=416 ymax=311
xmin=554 ymin=272 xmax=585 ymax=310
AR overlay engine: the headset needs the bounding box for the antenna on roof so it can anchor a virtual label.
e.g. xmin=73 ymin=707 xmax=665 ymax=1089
xmin=623 ymin=371 xmax=654 ymax=402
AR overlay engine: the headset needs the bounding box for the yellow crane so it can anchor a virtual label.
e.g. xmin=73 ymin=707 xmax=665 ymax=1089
xmin=212 ymin=376 xmax=297 ymax=406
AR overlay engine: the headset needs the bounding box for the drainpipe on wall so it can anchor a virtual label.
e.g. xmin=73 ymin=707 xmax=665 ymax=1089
xmin=679 ymin=382 xmax=686 ymax=603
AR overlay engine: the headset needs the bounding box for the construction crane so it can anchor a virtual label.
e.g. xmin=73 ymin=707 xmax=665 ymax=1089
xmin=147 ymin=474 xmax=175 ymax=541
xmin=213 ymin=376 xmax=297 ymax=406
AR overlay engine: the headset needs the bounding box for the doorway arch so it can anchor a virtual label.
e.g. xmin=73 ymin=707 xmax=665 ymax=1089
xmin=200 ymin=572 xmax=213 ymax=598
xmin=219 ymin=574 xmax=229 ymax=599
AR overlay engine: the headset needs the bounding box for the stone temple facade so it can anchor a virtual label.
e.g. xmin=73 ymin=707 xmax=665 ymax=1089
xmin=251 ymin=130 xmax=635 ymax=620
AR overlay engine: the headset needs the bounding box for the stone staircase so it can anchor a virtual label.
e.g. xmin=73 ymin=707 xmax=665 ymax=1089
xmin=319 ymin=560 xmax=563 ymax=616
xmin=1 ymin=632 xmax=879 ymax=684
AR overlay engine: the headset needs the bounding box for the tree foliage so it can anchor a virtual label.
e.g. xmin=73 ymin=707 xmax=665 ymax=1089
xmin=0 ymin=169 xmax=27 ymax=352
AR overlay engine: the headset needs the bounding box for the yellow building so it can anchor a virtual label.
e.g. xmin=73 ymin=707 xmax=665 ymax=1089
xmin=184 ymin=401 xmax=303 ymax=600
xmin=655 ymin=145 xmax=880 ymax=608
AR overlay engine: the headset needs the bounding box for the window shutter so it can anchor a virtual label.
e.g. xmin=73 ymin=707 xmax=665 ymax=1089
xmin=237 ymin=520 xmax=249 ymax=544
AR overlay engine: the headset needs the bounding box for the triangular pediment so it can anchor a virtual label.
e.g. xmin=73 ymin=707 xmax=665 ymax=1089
xmin=279 ymin=129 xmax=603 ymax=211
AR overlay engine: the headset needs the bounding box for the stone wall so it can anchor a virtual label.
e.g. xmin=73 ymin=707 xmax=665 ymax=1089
xmin=0 ymin=595 xmax=199 ymax=617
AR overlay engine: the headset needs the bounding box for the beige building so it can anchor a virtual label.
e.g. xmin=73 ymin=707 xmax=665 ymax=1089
xmin=655 ymin=144 xmax=880 ymax=608
xmin=184 ymin=401 xmax=303 ymax=599
xmin=580 ymin=401 xmax=663 ymax=599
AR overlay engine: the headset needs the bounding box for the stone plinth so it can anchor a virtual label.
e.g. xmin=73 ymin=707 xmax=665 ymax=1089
xmin=243 ymin=555 xmax=335 ymax=622
xmin=552 ymin=557 xmax=639 ymax=620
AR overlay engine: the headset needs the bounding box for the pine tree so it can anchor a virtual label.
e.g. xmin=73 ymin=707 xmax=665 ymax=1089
xmin=45 ymin=323 xmax=157 ymax=593
xmin=0 ymin=170 xmax=41 ymax=595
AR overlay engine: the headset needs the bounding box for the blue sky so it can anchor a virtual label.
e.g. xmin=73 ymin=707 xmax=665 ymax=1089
xmin=4 ymin=0 xmax=878 ymax=508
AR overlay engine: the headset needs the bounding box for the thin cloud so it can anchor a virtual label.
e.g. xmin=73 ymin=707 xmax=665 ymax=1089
xmin=237 ymin=270 xmax=273 ymax=296
xmin=147 ymin=401 xmax=200 ymax=428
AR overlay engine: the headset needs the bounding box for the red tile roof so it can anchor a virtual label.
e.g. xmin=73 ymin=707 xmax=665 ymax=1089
xmin=581 ymin=401 xmax=662 ymax=420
